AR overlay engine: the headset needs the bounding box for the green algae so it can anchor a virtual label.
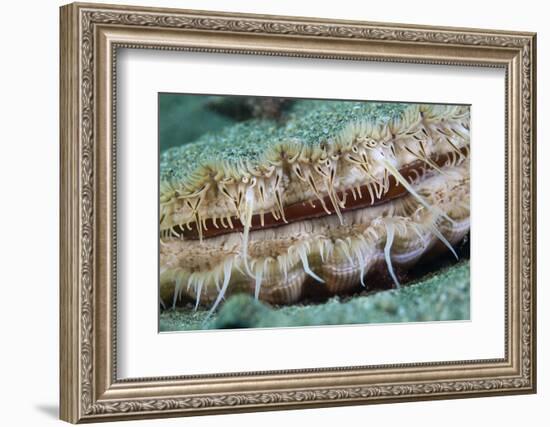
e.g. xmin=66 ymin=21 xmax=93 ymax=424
xmin=159 ymin=259 xmax=470 ymax=332
xmin=160 ymin=99 xmax=411 ymax=184
xmin=282 ymin=100 xmax=408 ymax=146
xmin=160 ymin=119 xmax=280 ymax=182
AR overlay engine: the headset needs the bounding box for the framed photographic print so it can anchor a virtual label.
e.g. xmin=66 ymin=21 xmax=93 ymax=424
xmin=60 ymin=2 xmax=537 ymax=423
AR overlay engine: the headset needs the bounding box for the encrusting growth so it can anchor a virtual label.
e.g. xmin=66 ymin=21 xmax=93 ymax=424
xmin=159 ymin=100 xmax=470 ymax=315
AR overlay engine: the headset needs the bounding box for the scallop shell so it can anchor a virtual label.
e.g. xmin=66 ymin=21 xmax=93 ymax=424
xmin=159 ymin=102 xmax=471 ymax=312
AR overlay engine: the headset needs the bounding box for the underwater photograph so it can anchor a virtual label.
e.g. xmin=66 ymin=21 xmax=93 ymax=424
xmin=158 ymin=94 xmax=471 ymax=332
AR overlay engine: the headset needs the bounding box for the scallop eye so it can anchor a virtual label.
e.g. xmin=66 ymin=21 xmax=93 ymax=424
xmin=352 ymin=146 xmax=358 ymax=153
xmin=367 ymin=139 xmax=377 ymax=148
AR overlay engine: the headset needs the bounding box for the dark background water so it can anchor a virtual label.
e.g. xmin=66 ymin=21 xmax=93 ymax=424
xmin=159 ymin=93 xmax=235 ymax=152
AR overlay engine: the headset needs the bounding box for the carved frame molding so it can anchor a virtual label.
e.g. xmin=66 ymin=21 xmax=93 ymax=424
xmin=60 ymin=2 xmax=536 ymax=423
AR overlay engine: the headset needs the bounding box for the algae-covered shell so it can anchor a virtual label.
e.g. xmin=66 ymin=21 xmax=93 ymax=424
xmin=159 ymin=99 xmax=470 ymax=314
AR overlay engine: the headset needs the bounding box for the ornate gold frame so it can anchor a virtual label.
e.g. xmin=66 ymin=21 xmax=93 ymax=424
xmin=59 ymin=2 xmax=537 ymax=423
